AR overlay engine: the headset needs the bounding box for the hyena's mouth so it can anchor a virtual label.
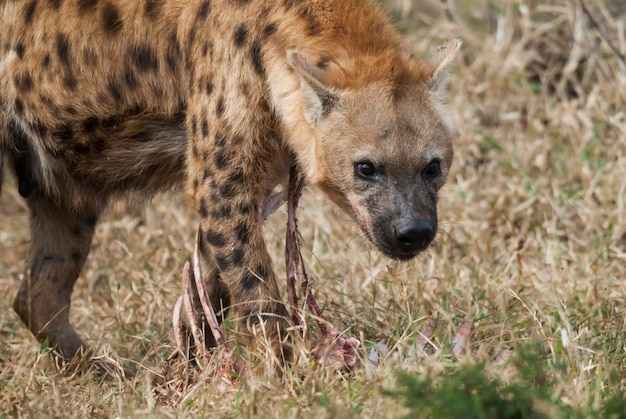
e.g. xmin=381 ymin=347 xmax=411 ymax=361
xmin=350 ymin=201 xmax=436 ymax=261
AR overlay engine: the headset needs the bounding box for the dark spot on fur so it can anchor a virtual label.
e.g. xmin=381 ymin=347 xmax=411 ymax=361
xmin=185 ymin=26 xmax=196 ymax=58
xmin=23 ymin=0 xmax=38 ymax=25
xmin=316 ymin=57 xmax=330 ymax=68
xmin=201 ymin=42 xmax=209 ymax=57
xmin=42 ymin=54 xmax=50 ymax=67
xmin=202 ymin=169 xmax=211 ymax=183
xmin=240 ymin=272 xmax=259 ymax=290
xmin=299 ymin=5 xmax=321 ymax=36
xmin=130 ymin=104 xmax=145 ymax=116
xmin=101 ymin=3 xmax=123 ymax=35
xmin=226 ymin=167 xmax=245 ymax=184
xmin=218 ymin=181 xmax=238 ymax=198
xmin=14 ymin=43 xmax=25 ymax=59
xmin=72 ymin=142 xmax=90 ymax=154
xmin=215 ymin=132 xmax=226 ymax=147
xmin=53 ymin=124 xmax=74 ymax=142
xmin=214 ymin=252 xmax=233 ymax=272
xmin=124 ymin=70 xmax=137 ymax=89
xmin=63 ymin=73 xmax=77 ymax=90
xmin=250 ymin=41 xmax=264 ymax=76
xmin=283 ymin=0 xmax=303 ymax=11
xmin=197 ymin=0 xmax=210 ymax=20
xmin=102 ymin=115 xmax=118 ymax=130
xmin=255 ymin=264 xmax=270 ymax=280
xmin=78 ymin=0 xmax=98 ymax=13
xmin=91 ymin=136 xmax=108 ymax=153
xmin=205 ymin=81 xmax=214 ymax=96
xmin=231 ymin=248 xmax=245 ymax=267
xmin=263 ymin=23 xmax=277 ymax=38
xmin=144 ymin=0 xmax=162 ymax=19
xmin=39 ymin=94 xmax=53 ymax=106
xmin=234 ymin=25 xmax=248 ymax=47
xmin=82 ymin=117 xmax=99 ymax=133
xmin=108 ymin=82 xmax=122 ymax=101
xmin=210 ymin=205 xmax=231 ymax=219
xmin=132 ymin=45 xmax=158 ymax=72
xmin=71 ymin=250 xmax=82 ymax=263
xmin=235 ymin=221 xmax=250 ymax=245
xmin=14 ymin=99 xmax=24 ymax=115
xmin=15 ymin=73 xmax=33 ymax=93
xmin=214 ymin=149 xmax=228 ymax=169
xmin=64 ymin=105 xmax=77 ymax=115
xmin=199 ymin=198 xmax=208 ymax=218
xmin=190 ymin=115 xmax=197 ymax=135
xmin=215 ymin=97 xmax=225 ymax=116
xmin=56 ymin=33 xmax=71 ymax=66
xmin=48 ymin=0 xmax=63 ymax=10
xmin=201 ymin=120 xmax=209 ymax=138
xmin=206 ymin=229 xmax=227 ymax=247
xmin=237 ymin=200 xmax=256 ymax=215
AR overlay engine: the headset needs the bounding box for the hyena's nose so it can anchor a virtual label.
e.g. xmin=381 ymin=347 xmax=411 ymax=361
xmin=395 ymin=218 xmax=434 ymax=252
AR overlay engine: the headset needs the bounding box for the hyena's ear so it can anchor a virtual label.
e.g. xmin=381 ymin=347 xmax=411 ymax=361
xmin=428 ymin=38 xmax=462 ymax=93
xmin=287 ymin=50 xmax=338 ymax=125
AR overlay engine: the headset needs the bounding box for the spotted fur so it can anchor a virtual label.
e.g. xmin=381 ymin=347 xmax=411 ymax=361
xmin=0 ymin=0 xmax=460 ymax=363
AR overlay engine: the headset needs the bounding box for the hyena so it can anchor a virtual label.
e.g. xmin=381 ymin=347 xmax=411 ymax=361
xmin=0 ymin=0 xmax=460 ymax=366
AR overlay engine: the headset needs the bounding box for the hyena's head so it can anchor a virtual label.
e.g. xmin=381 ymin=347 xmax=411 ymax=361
xmin=288 ymin=40 xmax=460 ymax=261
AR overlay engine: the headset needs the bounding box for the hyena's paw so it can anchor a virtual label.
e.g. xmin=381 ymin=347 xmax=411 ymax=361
xmin=51 ymin=346 xmax=133 ymax=381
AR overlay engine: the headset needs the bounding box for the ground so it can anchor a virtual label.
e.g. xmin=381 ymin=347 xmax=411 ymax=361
xmin=1 ymin=0 xmax=625 ymax=417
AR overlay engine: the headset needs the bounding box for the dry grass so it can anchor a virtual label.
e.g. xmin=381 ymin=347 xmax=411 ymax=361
xmin=1 ymin=0 xmax=625 ymax=417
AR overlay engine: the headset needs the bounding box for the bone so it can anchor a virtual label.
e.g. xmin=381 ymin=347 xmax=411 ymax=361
xmin=451 ymin=320 xmax=474 ymax=359
xmin=415 ymin=318 xmax=437 ymax=359
xmin=191 ymin=227 xmax=225 ymax=346
xmin=493 ymin=347 xmax=514 ymax=367
xmin=285 ymin=164 xmax=360 ymax=370
xmin=181 ymin=261 xmax=206 ymax=358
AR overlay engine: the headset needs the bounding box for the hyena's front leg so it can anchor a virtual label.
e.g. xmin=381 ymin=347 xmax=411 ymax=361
xmin=187 ymin=133 xmax=291 ymax=362
xmin=197 ymin=190 xmax=292 ymax=361
xmin=13 ymin=192 xmax=100 ymax=362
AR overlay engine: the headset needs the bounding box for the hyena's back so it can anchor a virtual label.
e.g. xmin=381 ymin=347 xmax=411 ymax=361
xmin=0 ymin=0 xmax=190 ymax=205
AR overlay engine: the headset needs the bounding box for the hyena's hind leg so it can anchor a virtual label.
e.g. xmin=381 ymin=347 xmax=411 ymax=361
xmin=13 ymin=191 xmax=101 ymax=365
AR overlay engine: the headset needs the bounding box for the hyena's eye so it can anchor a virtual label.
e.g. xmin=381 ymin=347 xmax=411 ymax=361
xmin=422 ymin=159 xmax=441 ymax=179
xmin=355 ymin=162 xmax=378 ymax=180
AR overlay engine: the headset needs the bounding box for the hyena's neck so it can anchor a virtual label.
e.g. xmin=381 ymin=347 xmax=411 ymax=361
xmin=263 ymin=1 xmax=410 ymax=185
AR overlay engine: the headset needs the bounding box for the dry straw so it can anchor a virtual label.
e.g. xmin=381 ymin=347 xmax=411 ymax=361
xmin=1 ymin=0 xmax=625 ymax=416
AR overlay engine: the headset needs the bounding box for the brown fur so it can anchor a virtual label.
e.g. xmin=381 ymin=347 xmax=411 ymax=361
xmin=0 ymin=0 xmax=459 ymax=364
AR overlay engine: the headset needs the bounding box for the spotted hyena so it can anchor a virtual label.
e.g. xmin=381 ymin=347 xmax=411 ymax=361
xmin=0 ymin=0 xmax=460 ymax=366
